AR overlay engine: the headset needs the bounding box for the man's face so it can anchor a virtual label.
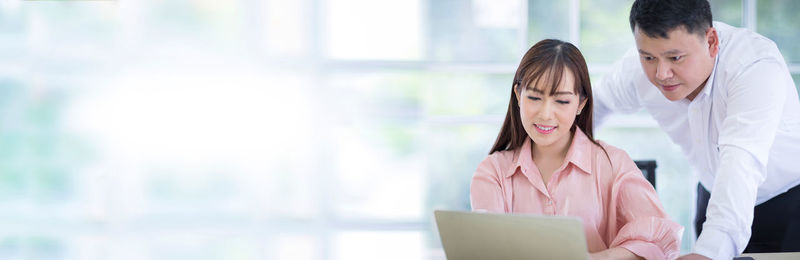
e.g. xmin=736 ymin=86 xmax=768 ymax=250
xmin=634 ymin=25 xmax=719 ymax=101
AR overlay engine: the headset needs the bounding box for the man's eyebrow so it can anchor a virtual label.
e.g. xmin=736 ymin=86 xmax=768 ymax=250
xmin=638 ymin=49 xmax=684 ymax=56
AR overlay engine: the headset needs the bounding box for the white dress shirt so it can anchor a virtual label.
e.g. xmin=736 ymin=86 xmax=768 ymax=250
xmin=594 ymin=21 xmax=800 ymax=259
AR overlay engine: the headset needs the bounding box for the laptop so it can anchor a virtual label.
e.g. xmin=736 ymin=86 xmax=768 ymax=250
xmin=434 ymin=210 xmax=589 ymax=260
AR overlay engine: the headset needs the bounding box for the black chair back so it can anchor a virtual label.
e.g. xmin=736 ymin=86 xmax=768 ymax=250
xmin=634 ymin=160 xmax=657 ymax=189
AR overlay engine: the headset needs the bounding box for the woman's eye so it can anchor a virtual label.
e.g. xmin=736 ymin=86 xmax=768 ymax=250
xmin=527 ymin=96 xmax=541 ymax=101
xmin=556 ymin=100 xmax=570 ymax=104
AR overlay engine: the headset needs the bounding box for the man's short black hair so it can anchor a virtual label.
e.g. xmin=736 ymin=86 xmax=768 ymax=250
xmin=629 ymin=0 xmax=713 ymax=38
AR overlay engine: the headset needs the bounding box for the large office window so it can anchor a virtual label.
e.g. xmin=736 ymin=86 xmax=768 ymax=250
xmin=1 ymin=0 xmax=798 ymax=259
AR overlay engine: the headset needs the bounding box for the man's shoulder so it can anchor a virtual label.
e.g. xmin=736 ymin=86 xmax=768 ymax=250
xmin=716 ymin=21 xmax=783 ymax=69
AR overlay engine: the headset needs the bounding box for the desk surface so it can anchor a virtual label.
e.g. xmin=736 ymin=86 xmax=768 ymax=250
xmin=741 ymin=252 xmax=800 ymax=260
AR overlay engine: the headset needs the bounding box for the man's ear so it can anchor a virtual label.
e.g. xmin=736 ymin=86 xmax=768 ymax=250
xmin=706 ymin=27 xmax=719 ymax=58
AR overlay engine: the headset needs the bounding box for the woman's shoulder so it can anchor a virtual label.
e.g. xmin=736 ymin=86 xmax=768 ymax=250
xmin=593 ymin=140 xmax=627 ymax=157
xmin=591 ymin=139 xmax=637 ymax=173
xmin=483 ymin=149 xmax=517 ymax=168
xmin=476 ymin=149 xmax=518 ymax=176
xmin=573 ymin=129 xmax=629 ymax=162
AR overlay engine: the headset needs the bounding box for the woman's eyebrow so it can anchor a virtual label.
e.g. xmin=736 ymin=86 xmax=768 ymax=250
xmin=527 ymin=88 xmax=574 ymax=96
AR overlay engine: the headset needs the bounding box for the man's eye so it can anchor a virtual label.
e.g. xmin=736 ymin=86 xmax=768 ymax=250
xmin=643 ymin=56 xmax=655 ymax=61
xmin=671 ymin=56 xmax=683 ymax=61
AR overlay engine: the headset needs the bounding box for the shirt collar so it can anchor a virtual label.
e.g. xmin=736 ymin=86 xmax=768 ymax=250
xmin=697 ymin=31 xmax=722 ymax=99
xmin=508 ymin=128 xmax=594 ymax=178
xmin=698 ymin=55 xmax=719 ymax=99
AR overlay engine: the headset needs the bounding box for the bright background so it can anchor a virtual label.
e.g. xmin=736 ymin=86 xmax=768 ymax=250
xmin=0 ymin=0 xmax=798 ymax=259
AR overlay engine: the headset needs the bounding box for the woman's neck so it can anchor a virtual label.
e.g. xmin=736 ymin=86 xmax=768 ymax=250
xmin=531 ymin=131 xmax=574 ymax=163
xmin=530 ymin=132 xmax=574 ymax=185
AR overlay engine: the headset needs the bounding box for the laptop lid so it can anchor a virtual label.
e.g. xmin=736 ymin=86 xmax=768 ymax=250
xmin=434 ymin=210 xmax=589 ymax=260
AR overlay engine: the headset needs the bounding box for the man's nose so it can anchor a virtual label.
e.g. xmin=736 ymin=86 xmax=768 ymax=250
xmin=656 ymin=61 xmax=673 ymax=81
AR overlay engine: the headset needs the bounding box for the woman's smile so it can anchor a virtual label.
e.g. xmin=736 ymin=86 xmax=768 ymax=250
xmin=534 ymin=124 xmax=557 ymax=134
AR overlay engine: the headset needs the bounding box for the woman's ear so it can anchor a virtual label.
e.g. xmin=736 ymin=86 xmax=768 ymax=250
xmin=577 ymin=95 xmax=588 ymax=115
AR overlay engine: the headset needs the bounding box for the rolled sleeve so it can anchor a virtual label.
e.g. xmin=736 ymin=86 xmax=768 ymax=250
xmin=613 ymin=217 xmax=684 ymax=260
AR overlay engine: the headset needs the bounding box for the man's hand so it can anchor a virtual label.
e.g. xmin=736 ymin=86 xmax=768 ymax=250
xmin=676 ymin=253 xmax=711 ymax=260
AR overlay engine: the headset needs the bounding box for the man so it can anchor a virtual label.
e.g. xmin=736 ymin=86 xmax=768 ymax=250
xmin=593 ymin=0 xmax=800 ymax=259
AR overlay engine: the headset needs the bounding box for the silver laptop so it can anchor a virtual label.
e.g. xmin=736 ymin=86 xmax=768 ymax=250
xmin=434 ymin=210 xmax=589 ymax=260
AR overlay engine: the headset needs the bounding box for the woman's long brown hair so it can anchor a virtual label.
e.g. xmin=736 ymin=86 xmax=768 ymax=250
xmin=490 ymin=39 xmax=605 ymax=155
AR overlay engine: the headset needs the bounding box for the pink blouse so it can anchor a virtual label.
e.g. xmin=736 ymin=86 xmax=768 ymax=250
xmin=470 ymin=128 xmax=682 ymax=260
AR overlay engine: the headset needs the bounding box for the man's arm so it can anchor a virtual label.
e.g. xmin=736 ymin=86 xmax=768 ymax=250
xmin=692 ymin=60 xmax=789 ymax=259
xmin=593 ymin=47 xmax=645 ymax=129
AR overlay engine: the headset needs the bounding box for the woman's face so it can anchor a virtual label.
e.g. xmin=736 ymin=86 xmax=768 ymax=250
xmin=516 ymin=68 xmax=586 ymax=152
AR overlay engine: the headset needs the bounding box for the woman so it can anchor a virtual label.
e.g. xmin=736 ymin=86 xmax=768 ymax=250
xmin=470 ymin=39 xmax=682 ymax=260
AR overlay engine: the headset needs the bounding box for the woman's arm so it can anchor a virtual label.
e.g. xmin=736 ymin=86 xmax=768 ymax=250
xmin=469 ymin=155 xmax=507 ymax=213
xmin=605 ymin=148 xmax=683 ymax=260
